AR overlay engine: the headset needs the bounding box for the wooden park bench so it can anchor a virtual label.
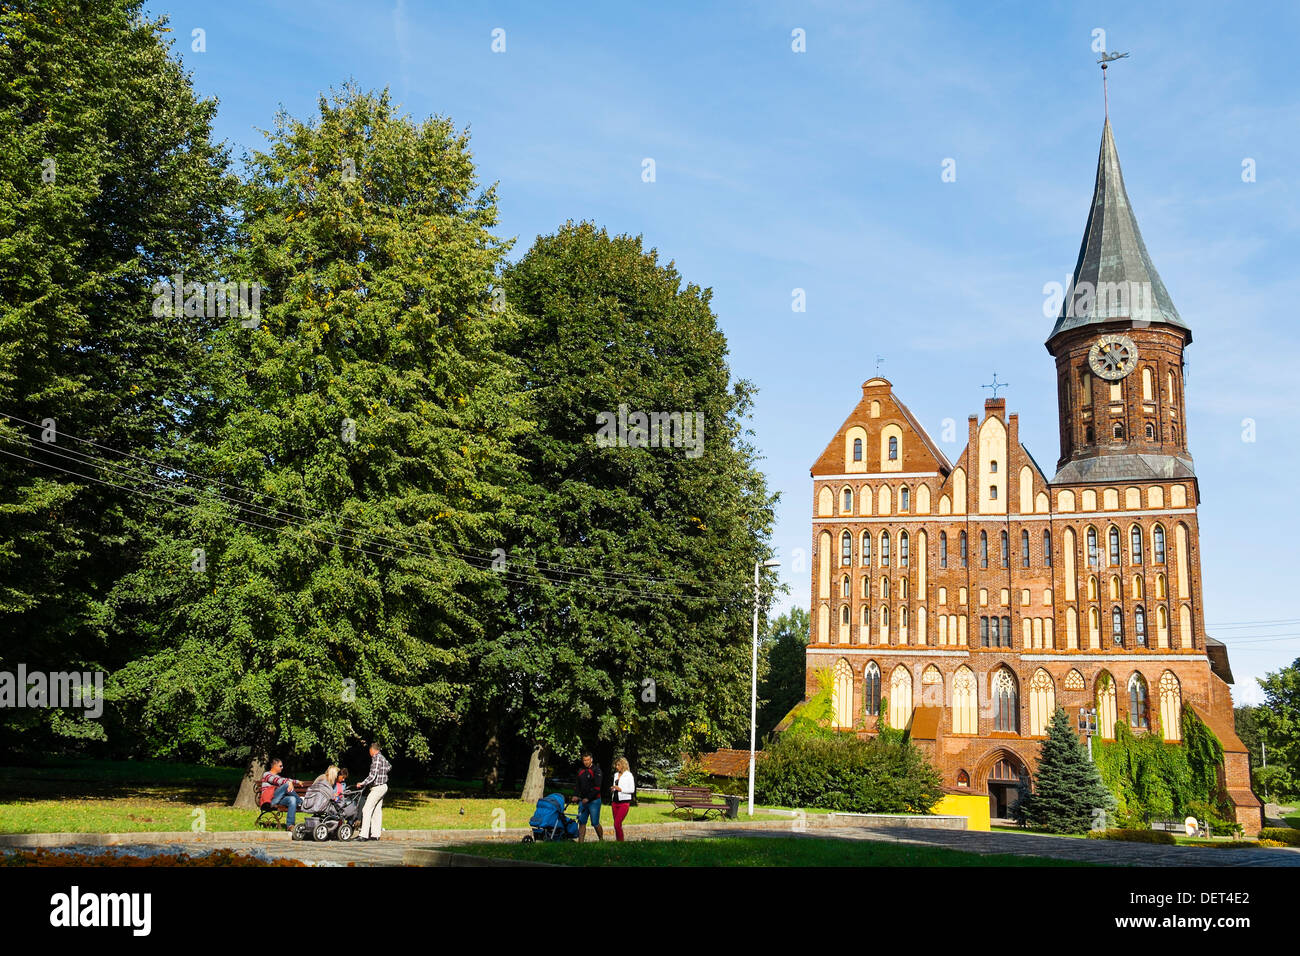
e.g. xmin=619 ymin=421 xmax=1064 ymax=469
xmin=254 ymin=780 xmax=311 ymax=829
xmin=668 ymin=786 xmax=732 ymax=820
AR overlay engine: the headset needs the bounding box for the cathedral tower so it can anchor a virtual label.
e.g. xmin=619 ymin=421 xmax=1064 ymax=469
xmin=1048 ymin=121 xmax=1194 ymax=482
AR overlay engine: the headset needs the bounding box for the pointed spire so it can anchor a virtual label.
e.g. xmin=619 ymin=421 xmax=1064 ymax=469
xmin=1049 ymin=120 xmax=1188 ymax=344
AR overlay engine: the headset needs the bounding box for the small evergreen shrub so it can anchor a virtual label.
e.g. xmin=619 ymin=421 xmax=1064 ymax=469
xmin=1019 ymin=708 xmax=1113 ymax=833
xmin=1086 ymin=828 xmax=1177 ymax=845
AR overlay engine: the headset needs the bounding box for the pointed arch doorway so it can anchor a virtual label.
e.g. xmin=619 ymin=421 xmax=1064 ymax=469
xmin=984 ymin=751 xmax=1030 ymax=821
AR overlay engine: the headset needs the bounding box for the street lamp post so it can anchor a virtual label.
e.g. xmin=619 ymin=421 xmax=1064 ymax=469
xmin=748 ymin=558 xmax=780 ymax=817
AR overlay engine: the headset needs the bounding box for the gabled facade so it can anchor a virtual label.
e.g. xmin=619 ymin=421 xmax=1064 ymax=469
xmin=805 ymin=122 xmax=1261 ymax=832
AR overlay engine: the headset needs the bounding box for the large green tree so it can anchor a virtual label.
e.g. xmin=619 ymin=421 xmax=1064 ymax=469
xmin=0 ymin=0 xmax=234 ymax=753
xmin=108 ymin=87 xmax=523 ymax=801
xmin=756 ymin=606 xmax=810 ymax=738
xmin=1254 ymin=658 xmax=1300 ymax=798
xmin=493 ymin=223 xmax=777 ymax=797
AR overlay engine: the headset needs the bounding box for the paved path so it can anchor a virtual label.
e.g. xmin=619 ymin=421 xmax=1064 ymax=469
xmin=730 ymin=825 xmax=1300 ymax=867
xmin=6 ymin=821 xmax=1298 ymax=867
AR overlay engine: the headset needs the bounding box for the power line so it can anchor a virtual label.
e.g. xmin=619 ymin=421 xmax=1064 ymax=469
xmin=0 ymin=411 xmax=745 ymax=598
xmin=0 ymin=440 xmax=735 ymax=607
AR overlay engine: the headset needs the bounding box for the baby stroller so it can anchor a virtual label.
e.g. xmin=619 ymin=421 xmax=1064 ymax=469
xmin=294 ymin=788 xmax=365 ymax=842
xmin=524 ymin=793 xmax=579 ymax=843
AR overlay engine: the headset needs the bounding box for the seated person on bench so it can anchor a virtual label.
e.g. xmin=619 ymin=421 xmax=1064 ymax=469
xmin=260 ymin=759 xmax=304 ymax=831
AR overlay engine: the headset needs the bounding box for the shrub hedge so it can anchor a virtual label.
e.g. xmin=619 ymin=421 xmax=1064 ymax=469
xmin=754 ymin=731 xmax=942 ymax=814
xmin=1258 ymin=827 xmax=1300 ymax=846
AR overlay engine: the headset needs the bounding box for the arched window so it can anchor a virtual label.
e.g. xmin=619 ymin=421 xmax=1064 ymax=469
xmin=900 ymin=578 xmax=909 ymax=600
xmin=1153 ymin=525 xmax=1166 ymax=563
xmin=990 ymin=460 xmax=998 ymax=473
xmin=939 ymin=531 xmax=948 ymax=568
xmin=843 ymin=487 xmax=853 ymax=513
xmin=1021 ymin=530 xmax=1030 ymax=568
xmin=980 ymin=530 xmax=989 ymax=568
xmin=841 ymin=575 xmax=851 ymax=598
xmin=952 ymin=666 xmax=977 ymax=734
xmin=841 ymin=605 xmax=850 ymax=626
xmin=888 ymin=436 xmax=898 ymax=460
xmin=900 ymin=531 xmax=910 ymax=568
xmin=861 ymin=531 xmax=871 ymax=566
xmin=832 ymin=658 xmax=853 ymax=728
xmin=1135 ymin=606 xmax=1147 ymax=646
xmin=1000 ymin=530 xmax=1009 ymax=568
xmin=853 ymin=437 xmax=863 ymax=462
xmin=1028 ymin=669 xmax=1055 ymax=737
xmin=993 ymin=668 xmax=1019 ymax=733
xmin=1108 ymin=526 xmax=1121 ymax=565
xmin=1159 ymin=671 xmax=1181 ymax=741
xmin=900 ymin=486 xmax=910 ymax=511
xmin=841 ymin=531 xmax=852 ymax=566
xmin=1085 ymin=424 xmax=1095 ymax=443
xmin=880 ymin=531 xmax=891 ymax=567
xmin=956 ymin=770 xmax=970 ymax=787
xmin=1112 ymin=606 xmax=1124 ymax=646
xmin=1128 ymin=674 xmax=1150 ymax=729
xmin=863 ymin=662 xmax=881 ymax=716
xmin=1113 ymin=422 xmax=1124 ymax=440
xmin=1131 ymin=525 xmax=1143 ymax=564
xmin=1043 ymin=529 xmax=1052 ymax=567
xmin=1145 ymin=422 xmax=1155 ymax=441
xmin=960 ymin=531 xmax=968 ymax=568
xmin=901 ymin=606 xmax=909 ymax=628
xmin=861 ymin=604 xmax=870 ymax=625
xmin=881 ymin=577 xmax=890 ymax=600
xmin=861 ymin=577 xmax=869 ymax=599
xmin=1087 ymin=527 xmax=1099 ymax=568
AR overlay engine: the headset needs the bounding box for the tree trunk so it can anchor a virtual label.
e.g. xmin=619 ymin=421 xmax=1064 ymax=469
xmin=521 ymin=742 xmax=547 ymax=803
xmin=482 ymin=713 xmax=502 ymax=793
xmin=232 ymin=755 xmax=267 ymax=809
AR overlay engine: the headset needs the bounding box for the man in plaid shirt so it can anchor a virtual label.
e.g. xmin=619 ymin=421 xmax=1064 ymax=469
xmin=355 ymin=741 xmax=391 ymax=841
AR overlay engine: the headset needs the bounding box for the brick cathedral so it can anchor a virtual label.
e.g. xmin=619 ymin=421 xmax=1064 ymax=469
xmin=805 ymin=119 xmax=1261 ymax=832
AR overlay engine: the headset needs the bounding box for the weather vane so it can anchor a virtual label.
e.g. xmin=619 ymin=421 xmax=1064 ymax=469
xmin=1097 ymin=50 xmax=1129 ymax=119
xmin=875 ymin=355 xmax=885 ymax=375
xmin=983 ymin=373 xmax=1009 ymax=400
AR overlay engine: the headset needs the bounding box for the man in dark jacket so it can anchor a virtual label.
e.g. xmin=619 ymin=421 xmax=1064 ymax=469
xmin=575 ymin=752 xmax=604 ymax=842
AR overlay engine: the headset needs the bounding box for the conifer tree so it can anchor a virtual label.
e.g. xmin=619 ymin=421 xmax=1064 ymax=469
xmin=1021 ymin=707 xmax=1114 ymax=833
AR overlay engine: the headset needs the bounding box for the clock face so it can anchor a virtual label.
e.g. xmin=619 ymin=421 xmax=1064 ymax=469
xmin=1088 ymin=334 xmax=1139 ymax=381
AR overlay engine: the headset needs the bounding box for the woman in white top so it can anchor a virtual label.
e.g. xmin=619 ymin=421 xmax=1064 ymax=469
xmin=610 ymin=757 xmax=635 ymax=841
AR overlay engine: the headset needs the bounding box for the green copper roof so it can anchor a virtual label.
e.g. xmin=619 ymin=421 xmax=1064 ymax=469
xmin=1049 ymin=120 xmax=1188 ymax=345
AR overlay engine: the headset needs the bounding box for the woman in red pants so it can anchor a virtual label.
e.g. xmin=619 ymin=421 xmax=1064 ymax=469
xmin=610 ymin=757 xmax=635 ymax=841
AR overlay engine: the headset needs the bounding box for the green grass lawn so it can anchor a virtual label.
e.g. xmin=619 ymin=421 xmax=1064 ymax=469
xmin=448 ymin=836 xmax=1089 ymax=867
xmin=0 ymin=758 xmax=771 ymax=834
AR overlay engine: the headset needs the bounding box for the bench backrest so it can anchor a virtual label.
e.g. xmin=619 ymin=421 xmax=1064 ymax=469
xmin=669 ymin=786 xmax=714 ymax=798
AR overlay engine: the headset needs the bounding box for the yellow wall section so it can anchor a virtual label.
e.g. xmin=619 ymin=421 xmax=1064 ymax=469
xmin=844 ymin=426 xmax=868 ymax=473
xmin=934 ymin=793 xmax=991 ymax=831
xmin=977 ymin=416 xmax=1007 ymax=514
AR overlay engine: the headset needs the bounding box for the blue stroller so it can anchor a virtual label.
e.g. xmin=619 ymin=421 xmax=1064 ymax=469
xmin=524 ymin=793 xmax=579 ymax=843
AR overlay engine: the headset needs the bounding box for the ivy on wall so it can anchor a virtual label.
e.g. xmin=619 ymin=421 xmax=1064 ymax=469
xmin=1093 ymin=707 xmax=1228 ymax=827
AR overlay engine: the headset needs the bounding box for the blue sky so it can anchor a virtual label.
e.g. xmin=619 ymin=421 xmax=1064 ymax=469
xmin=153 ymin=0 xmax=1300 ymax=702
